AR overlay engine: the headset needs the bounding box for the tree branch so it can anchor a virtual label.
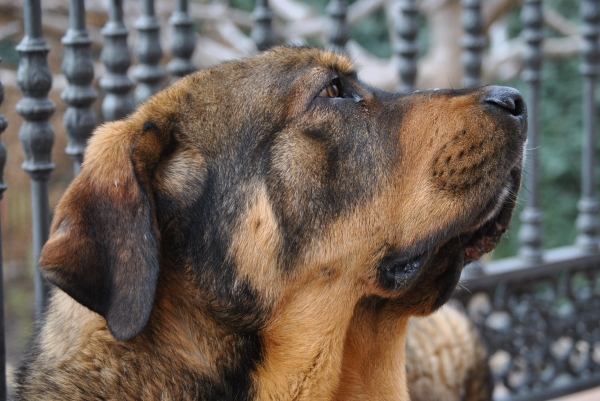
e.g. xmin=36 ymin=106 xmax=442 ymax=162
xmin=483 ymin=0 xmax=518 ymax=31
xmin=270 ymin=0 xmax=315 ymax=21
xmin=347 ymin=0 xmax=388 ymax=25
xmin=545 ymin=8 xmax=579 ymax=36
xmin=419 ymin=0 xmax=454 ymax=15
xmin=280 ymin=0 xmax=389 ymax=40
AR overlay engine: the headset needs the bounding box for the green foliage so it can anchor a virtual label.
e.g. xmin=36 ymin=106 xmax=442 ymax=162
xmin=352 ymin=7 xmax=391 ymax=58
xmin=230 ymin=0 xmax=254 ymax=12
xmin=0 ymin=38 xmax=19 ymax=68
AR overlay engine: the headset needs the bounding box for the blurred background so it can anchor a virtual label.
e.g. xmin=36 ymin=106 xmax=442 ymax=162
xmin=0 ymin=0 xmax=595 ymax=398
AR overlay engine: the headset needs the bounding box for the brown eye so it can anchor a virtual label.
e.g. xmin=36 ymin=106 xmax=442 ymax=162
xmin=319 ymin=82 xmax=341 ymax=98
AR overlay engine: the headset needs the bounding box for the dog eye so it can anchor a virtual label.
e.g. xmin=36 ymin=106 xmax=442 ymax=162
xmin=319 ymin=81 xmax=342 ymax=98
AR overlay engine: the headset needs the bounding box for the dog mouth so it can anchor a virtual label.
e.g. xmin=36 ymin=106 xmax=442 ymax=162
xmin=379 ymin=249 xmax=432 ymax=291
xmin=377 ymin=193 xmax=515 ymax=292
xmin=378 ymin=167 xmax=521 ymax=293
xmin=461 ymin=167 xmax=521 ymax=263
xmin=462 ymin=190 xmax=514 ymax=263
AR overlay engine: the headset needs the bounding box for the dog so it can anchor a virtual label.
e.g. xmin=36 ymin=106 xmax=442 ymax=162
xmin=406 ymin=302 xmax=493 ymax=401
xmin=15 ymin=46 xmax=526 ymax=400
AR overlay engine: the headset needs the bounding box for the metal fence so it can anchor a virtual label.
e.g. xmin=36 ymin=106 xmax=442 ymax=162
xmin=0 ymin=0 xmax=599 ymax=400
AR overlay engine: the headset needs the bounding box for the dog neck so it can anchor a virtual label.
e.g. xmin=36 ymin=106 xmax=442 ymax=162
xmin=334 ymin=297 xmax=410 ymax=400
xmin=36 ymin=266 xmax=410 ymax=400
xmin=248 ymin=290 xmax=410 ymax=400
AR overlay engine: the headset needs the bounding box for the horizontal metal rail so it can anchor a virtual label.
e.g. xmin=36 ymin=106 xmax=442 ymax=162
xmin=457 ymin=248 xmax=600 ymax=400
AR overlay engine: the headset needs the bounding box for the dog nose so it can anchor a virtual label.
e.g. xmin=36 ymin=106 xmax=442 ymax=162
xmin=483 ymin=86 xmax=526 ymax=118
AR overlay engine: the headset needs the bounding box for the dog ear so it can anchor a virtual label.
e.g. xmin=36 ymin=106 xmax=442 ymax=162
xmin=39 ymin=120 xmax=173 ymax=341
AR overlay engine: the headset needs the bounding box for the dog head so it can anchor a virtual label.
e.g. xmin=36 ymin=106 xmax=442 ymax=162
xmin=39 ymin=47 xmax=526 ymax=341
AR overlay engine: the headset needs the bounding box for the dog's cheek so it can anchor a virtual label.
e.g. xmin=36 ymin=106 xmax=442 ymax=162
xmin=229 ymin=185 xmax=282 ymax=303
xmin=266 ymin=129 xmax=333 ymax=264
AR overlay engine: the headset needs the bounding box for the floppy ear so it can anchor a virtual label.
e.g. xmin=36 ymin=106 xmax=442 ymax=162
xmin=39 ymin=120 xmax=172 ymax=341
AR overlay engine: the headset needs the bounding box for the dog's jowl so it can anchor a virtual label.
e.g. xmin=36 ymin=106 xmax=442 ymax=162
xmin=15 ymin=47 xmax=526 ymax=400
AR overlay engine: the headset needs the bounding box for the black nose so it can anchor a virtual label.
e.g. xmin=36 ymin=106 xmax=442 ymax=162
xmin=483 ymin=86 xmax=526 ymax=117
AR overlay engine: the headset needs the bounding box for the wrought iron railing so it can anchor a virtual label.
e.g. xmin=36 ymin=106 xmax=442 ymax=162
xmin=0 ymin=54 xmax=8 ymax=401
xmin=456 ymin=248 xmax=600 ymax=401
xmin=453 ymin=1 xmax=600 ymax=400
xmin=0 ymin=0 xmax=599 ymax=400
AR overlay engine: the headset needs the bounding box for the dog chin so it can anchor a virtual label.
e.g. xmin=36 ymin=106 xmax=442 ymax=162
xmin=376 ymin=167 xmax=521 ymax=302
xmin=462 ymin=167 xmax=522 ymax=264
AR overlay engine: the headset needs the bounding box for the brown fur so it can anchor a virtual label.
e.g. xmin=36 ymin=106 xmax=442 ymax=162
xmin=16 ymin=47 xmax=526 ymax=400
xmin=406 ymin=303 xmax=493 ymax=401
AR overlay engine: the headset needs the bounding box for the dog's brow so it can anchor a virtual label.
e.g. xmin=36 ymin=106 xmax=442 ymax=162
xmin=317 ymin=52 xmax=355 ymax=76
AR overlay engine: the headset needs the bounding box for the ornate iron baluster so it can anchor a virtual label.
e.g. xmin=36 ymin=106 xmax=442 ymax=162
xmin=326 ymin=0 xmax=349 ymax=53
xmin=459 ymin=0 xmax=487 ymax=277
xmin=61 ymin=0 xmax=97 ymax=175
xmin=576 ymin=0 xmax=600 ymax=253
xmin=0 ymin=56 xmax=7 ymax=401
xmin=100 ymin=0 xmax=134 ymax=121
xmin=168 ymin=0 xmax=197 ymax=81
xmin=251 ymin=0 xmax=277 ymax=52
xmin=16 ymin=0 xmax=56 ymax=313
xmin=134 ymin=0 xmax=165 ymax=104
xmin=518 ymin=0 xmax=544 ymax=264
xmin=395 ymin=0 xmax=419 ymax=93
xmin=461 ymin=0 xmax=485 ymax=88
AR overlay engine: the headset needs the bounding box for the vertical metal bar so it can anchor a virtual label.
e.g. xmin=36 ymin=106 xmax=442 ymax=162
xmin=461 ymin=0 xmax=485 ymax=88
xmin=576 ymin=0 xmax=600 ymax=253
xmin=16 ymin=0 xmax=56 ymax=314
xmin=518 ymin=0 xmax=544 ymax=264
xmin=134 ymin=0 xmax=165 ymax=104
xmin=251 ymin=0 xmax=277 ymax=52
xmin=460 ymin=0 xmax=487 ymax=277
xmin=100 ymin=0 xmax=134 ymax=121
xmin=459 ymin=2 xmax=486 ymax=277
xmin=395 ymin=0 xmax=418 ymax=93
xmin=0 ymin=56 xmax=8 ymax=401
xmin=61 ymin=0 xmax=97 ymax=175
xmin=168 ymin=0 xmax=197 ymax=82
xmin=326 ymin=0 xmax=349 ymax=53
